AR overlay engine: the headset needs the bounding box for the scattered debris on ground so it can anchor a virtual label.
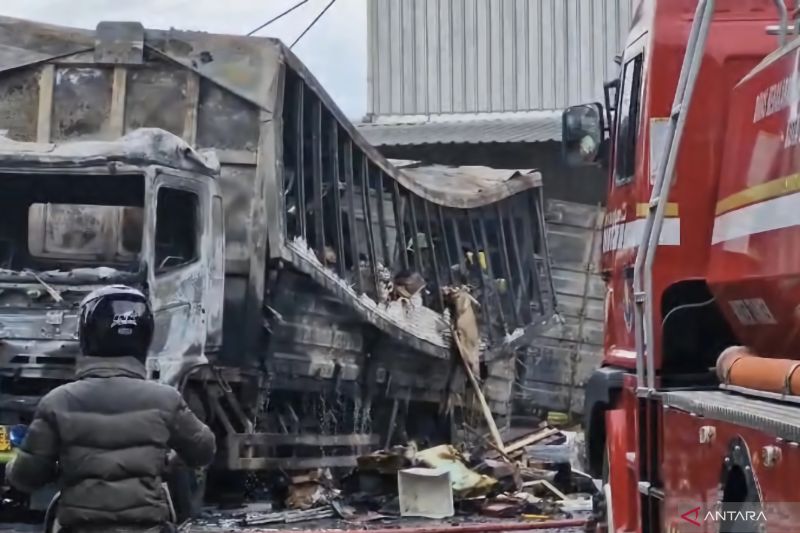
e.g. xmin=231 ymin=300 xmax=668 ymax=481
xmin=189 ymin=424 xmax=596 ymax=530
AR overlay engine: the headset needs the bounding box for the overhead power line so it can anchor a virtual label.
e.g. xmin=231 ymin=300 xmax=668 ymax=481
xmin=290 ymin=0 xmax=338 ymax=49
xmin=248 ymin=0 xmax=309 ymax=36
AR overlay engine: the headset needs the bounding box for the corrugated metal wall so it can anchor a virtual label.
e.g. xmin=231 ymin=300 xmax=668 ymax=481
xmin=367 ymin=0 xmax=635 ymax=116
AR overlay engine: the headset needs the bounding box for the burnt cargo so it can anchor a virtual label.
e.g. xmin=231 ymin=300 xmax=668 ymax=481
xmin=0 ymin=17 xmax=556 ymax=472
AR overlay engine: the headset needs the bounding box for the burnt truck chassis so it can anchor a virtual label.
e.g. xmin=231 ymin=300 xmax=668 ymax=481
xmin=0 ymin=17 xmax=557 ymax=473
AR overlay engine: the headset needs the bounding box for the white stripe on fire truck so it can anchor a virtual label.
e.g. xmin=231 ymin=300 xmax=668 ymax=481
xmin=602 ymin=218 xmax=681 ymax=253
xmin=712 ymin=190 xmax=800 ymax=244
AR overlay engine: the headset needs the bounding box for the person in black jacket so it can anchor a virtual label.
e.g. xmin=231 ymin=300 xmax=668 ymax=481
xmin=7 ymin=285 xmax=216 ymax=532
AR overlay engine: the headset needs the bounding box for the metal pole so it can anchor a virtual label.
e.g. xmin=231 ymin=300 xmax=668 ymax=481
xmin=774 ymin=0 xmax=788 ymax=46
xmin=636 ymin=0 xmax=714 ymax=391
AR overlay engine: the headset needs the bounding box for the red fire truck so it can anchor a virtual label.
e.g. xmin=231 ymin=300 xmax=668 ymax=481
xmin=563 ymin=0 xmax=800 ymax=531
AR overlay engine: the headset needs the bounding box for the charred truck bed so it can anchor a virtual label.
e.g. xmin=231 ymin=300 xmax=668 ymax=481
xmin=0 ymin=17 xmax=555 ymax=473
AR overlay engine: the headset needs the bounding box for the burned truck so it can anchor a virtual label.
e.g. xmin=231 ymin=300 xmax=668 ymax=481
xmin=0 ymin=16 xmax=555 ymax=486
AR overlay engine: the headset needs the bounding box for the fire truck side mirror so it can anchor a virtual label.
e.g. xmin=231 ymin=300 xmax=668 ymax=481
xmin=561 ymin=103 xmax=606 ymax=168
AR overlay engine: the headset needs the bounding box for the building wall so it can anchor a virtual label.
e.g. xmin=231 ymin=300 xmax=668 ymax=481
xmin=367 ymin=0 xmax=635 ymax=117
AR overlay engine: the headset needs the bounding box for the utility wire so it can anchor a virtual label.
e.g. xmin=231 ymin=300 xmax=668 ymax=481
xmin=247 ymin=0 xmax=309 ymax=36
xmin=290 ymin=0 xmax=338 ymax=49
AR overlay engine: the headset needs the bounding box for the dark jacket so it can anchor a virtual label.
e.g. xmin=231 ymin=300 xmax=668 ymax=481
xmin=7 ymin=356 xmax=216 ymax=528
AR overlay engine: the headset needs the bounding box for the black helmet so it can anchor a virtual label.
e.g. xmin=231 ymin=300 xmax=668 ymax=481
xmin=78 ymin=285 xmax=154 ymax=360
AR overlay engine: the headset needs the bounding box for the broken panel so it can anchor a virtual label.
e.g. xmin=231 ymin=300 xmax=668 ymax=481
xmin=51 ymin=67 xmax=113 ymax=141
xmin=196 ymin=78 xmax=259 ymax=151
xmin=0 ymin=67 xmax=40 ymax=141
xmin=125 ymin=67 xmax=189 ymax=136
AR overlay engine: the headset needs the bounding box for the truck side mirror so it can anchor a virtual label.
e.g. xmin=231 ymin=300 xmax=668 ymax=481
xmin=561 ymin=103 xmax=606 ymax=168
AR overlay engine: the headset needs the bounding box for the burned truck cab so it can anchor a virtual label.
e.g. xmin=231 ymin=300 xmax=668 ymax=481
xmin=0 ymin=128 xmax=223 ymax=426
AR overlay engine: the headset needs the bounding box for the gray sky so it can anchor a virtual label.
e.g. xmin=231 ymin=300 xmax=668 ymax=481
xmin=2 ymin=0 xmax=368 ymax=119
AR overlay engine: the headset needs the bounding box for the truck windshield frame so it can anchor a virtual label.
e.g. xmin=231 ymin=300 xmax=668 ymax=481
xmin=154 ymin=185 xmax=201 ymax=274
xmin=0 ymin=171 xmax=145 ymax=277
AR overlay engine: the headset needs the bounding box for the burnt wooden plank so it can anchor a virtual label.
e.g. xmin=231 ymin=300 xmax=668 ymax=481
xmin=109 ymin=66 xmax=127 ymax=137
xmin=36 ymin=64 xmax=54 ymax=143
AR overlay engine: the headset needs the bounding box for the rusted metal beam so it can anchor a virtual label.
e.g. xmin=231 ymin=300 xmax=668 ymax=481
xmin=437 ymin=205 xmax=455 ymax=285
xmin=422 ymin=200 xmax=444 ymax=310
xmin=295 ymin=81 xmax=307 ymax=240
xmin=478 ymin=210 xmax=507 ymax=332
xmin=311 ymin=98 xmax=325 ymax=257
xmin=466 ymin=210 xmax=494 ymax=342
xmin=109 ymin=66 xmax=127 ymax=138
xmin=535 ymin=188 xmax=558 ymax=311
xmin=343 ymin=139 xmax=361 ymax=291
xmin=518 ymin=196 xmax=544 ymax=314
xmin=505 ymin=201 xmax=533 ymax=323
xmin=361 ymin=157 xmax=380 ymax=296
xmin=329 ymin=120 xmax=346 ymax=277
xmin=183 ymin=72 xmax=200 ymax=145
xmin=495 ymin=204 xmax=520 ymax=327
xmin=392 ymin=181 xmax=409 ymax=270
xmin=408 ymin=193 xmax=424 ymax=276
xmin=450 ymin=213 xmax=464 ymax=276
xmin=375 ymin=171 xmax=390 ymax=266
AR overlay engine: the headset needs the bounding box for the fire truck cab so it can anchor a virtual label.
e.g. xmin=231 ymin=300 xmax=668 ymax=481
xmin=563 ymin=0 xmax=800 ymax=531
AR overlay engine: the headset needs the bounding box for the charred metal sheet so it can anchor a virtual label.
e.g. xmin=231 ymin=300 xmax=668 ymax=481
xmin=515 ymin=200 xmax=604 ymax=416
xmin=0 ymin=128 xmax=219 ymax=175
xmin=0 ymin=68 xmax=40 ymax=141
xmin=94 ymin=22 xmax=144 ymax=65
xmin=125 ymin=67 xmax=189 ymax=137
xmin=217 ymin=165 xmax=256 ymax=274
xmin=52 ymin=67 xmax=113 ymax=141
xmin=266 ymin=269 xmax=365 ymax=384
xmin=369 ymin=335 xmax=462 ymax=403
xmin=0 ymin=16 xmax=93 ymax=72
xmin=196 ymin=78 xmax=260 ymax=152
xmin=285 ymin=239 xmax=450 ymax=359
xmin=391 ymin=159 xmax=543 ymax=208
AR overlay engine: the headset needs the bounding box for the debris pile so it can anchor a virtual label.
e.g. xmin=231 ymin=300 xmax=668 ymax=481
xmin=192 ymin=425 xmax=596 ymax=530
